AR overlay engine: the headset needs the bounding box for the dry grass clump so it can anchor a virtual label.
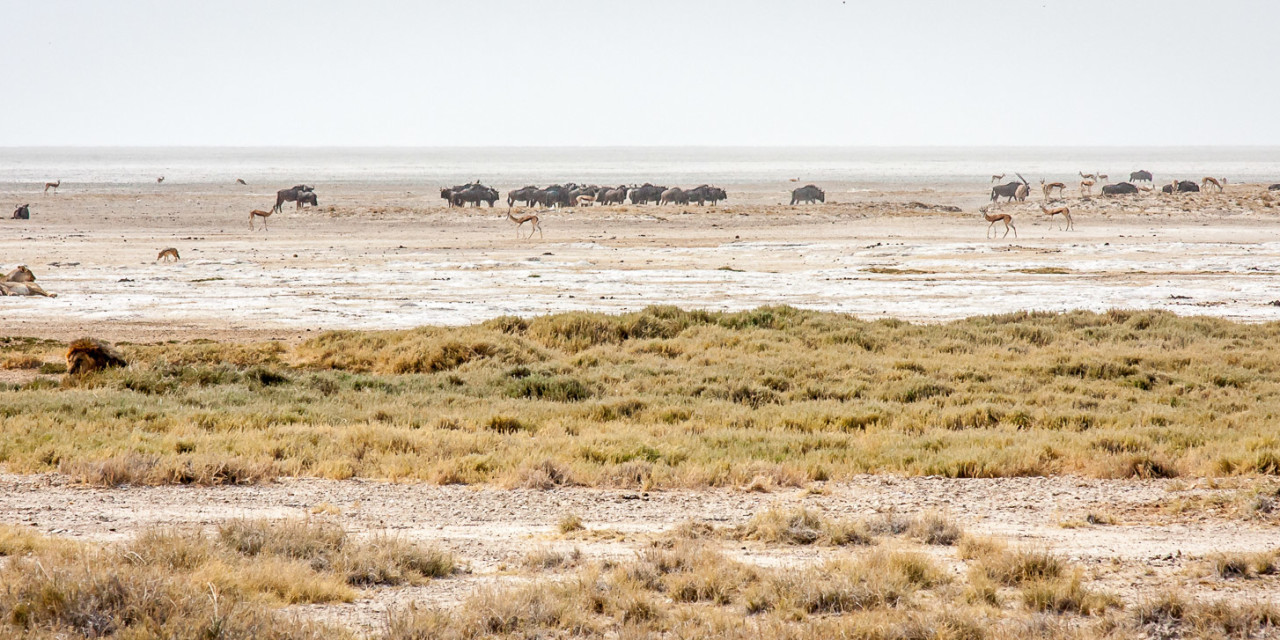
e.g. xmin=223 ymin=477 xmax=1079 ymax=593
xmin=8 ymin=307 xmax=1280 ymax=486
xmin=1205 ymin=549 xmax=1279 ymax=579
xmin=0 ymin=526 xmax=346 ymax=639
xmin=907 ymin=510 xmax=963 ymax=545
xmin=522 ymin=546 xmax=583 ymax=571
xmin=1134 ymin=590 xmax=1280 ymax=638
xmin=738 ymin=506 xmax=873 ymax=546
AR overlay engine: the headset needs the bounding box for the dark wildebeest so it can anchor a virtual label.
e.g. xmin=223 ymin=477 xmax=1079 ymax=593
xmin=1162 ymin=180 xmax=1200 ymax=194
xmin=12 ymin=204 xmax=30 ymax=220
xmin=990 ymin=182 xmax=1023 ymax=203
xmin=1129 ymin=170 xmax=1153 ymax=182
xmin=790 ymin=185 xmax=825 ymax=205
xmin=536 ymin=186 xmax=571 ymax=208
xmin=598 ymin=186 xmax=629 ymax=205
xmin=451 ymin=184 xmax=498 ymax=207
xmin=274 ymin=185 xmax=316 ymax=212
xmin=507 ymin=186 xmax=540 ymax=208
xmin=705 ymin=187 xmax=727 ymax=205
xmin=1269 ymin=184 xmax=1280 ymax=191
xmin=296 ymin=191 xmax=319 ymax=208
xmin=685 ymin=185 xmax=711 ymax=205
xmin=1101 ymin=182 xmax=1140 ymax=196
xmin=628 ymin=184 xmax=666 ymax=205
xmin=659 ymin=187 xmax=687 ymax=205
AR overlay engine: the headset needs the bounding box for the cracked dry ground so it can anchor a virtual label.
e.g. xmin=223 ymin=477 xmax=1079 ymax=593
xmin=1 ymin=473 xmax=1276 ymax=634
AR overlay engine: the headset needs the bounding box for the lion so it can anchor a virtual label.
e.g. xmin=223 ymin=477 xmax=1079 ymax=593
xmin=66 ymin=338 xmax=127 ymax=375
xmin=156 ymin=248 xmax=180 ymax=263
xmin=0 ymin=281 xmax=55 ymax=297
xmin=4 ymin=265 xmax=35 ymax=282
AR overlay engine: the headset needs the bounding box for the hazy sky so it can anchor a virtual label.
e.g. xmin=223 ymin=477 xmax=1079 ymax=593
xmin=4 ymin=0 xmax=1277 ymax=147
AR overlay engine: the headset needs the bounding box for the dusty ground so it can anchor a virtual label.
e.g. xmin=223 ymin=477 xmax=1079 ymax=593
xmin=2 ymin=181 xmax=1280 ymax=343
xmin=2 ymin=472 xmax=1276 ymax=632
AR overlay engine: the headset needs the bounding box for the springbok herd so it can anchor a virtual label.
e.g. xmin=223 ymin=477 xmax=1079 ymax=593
xmin=5 ymin=171 xmax=1280 ymax=296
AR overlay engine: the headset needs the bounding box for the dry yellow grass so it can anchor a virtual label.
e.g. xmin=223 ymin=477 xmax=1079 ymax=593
xmin=4 ymin=307 xmax=1280 ymax=486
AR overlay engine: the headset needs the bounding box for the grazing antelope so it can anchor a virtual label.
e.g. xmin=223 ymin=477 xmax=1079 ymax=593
xmin=1202 ymin=177 xmax=1225 ymax=192
xmin=1098 ymin=173 xmax=1108 ymax=183
xmin=248 ymin=209 xmax=273 ymax=230
xmin=506 ymin=209 xmax=542 ymax=240
xmin=1040 ymin=179 xmax=1066 ymax=200
xmin=1079 ymin=171 xmax=1096 ymax=181
xmin=1079 ymin=179 xmax=1095 ymax=197
xmin=156 ymin=248 xmax=180 ymax=263
xmin=1039 ymin=203 xmax=1074 ymax=231
xmin=156 ymin=176 xmax=165 ymax=184
xmin=981 ymin=206 xmax=1017 ymax=239
xmin=43 ymin=179 xmax=60 ymax=194
xmin=574 ymin=194 xmax=596 ymax=207
xmin=991 ymin=173 xmax=1005 ymax=183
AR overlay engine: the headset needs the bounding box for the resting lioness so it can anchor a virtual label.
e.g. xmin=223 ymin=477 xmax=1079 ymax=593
xmin=0 ymin=281 xmax=55 ymax=297
xmin=4 ymin=265 xmax=35 ymax=282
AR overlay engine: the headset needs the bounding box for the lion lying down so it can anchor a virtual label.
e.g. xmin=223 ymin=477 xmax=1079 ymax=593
xmin=1 ymin=266 xmax=56 ymax=297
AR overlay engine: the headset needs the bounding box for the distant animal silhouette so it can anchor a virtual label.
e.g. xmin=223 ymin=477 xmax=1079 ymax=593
xmin=43 ymin=179 xmax=60 ymax=194
xmin=990 ymin=174 xmax=1005 ymax=183
xmin=1129 ymin=170 xmax=1153 ymax=182
xmin=156 ymin=248 xmax=180 ymax=263
xmin=790 ymin=184 xmax=825 ymax=205
xmin=157 ymin=176 xmax=165 ymax=184
xmin=236 ymin=178 xmax=247 ymax=185
xmin=12 ymin=204 xmax=30 ymax=219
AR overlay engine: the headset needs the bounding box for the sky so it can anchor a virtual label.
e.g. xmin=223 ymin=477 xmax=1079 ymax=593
xmin=3 ymin=0 xmax=1277 ymax=147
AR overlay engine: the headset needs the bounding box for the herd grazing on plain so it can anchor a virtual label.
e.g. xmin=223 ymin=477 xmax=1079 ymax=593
xmin=2 ymin=165 xmax=1274 ymax=298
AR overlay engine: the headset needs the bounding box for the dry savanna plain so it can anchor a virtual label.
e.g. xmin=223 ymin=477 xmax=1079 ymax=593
xmin=2 ymin=179 xmax=1280 ymax=639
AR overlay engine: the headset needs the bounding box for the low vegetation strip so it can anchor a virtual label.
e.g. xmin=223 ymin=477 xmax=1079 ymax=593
xmin=3 ymin=306 xmax=1280 ymax=486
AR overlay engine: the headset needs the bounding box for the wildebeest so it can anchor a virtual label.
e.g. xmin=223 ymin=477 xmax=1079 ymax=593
xmin=598 ymin=186 xmax=629 ymax=205
xmin=535 ymin=185 xmax=572 ymax=208
xmin=1270 ymin=184 xmax=1280 ymax=191
xmin=706 ymin=187 xmax=727 ymax=205
xmin=790 ymin=184 xmax=825 ymax=205
xmin=507 ymin=186 xmax=540 ymax=208
xmin=1129 ymin=170 xmax=1153 ymax=182
xmin=1161 ymin=180 xmax=1200 ymax=194
xmin=297 ymin=191 xmax=319 ymax=208
xmin=12 ymin=204 xmax=30 ymax=220
xmin=442 ymin=183 xmax=498 ymax=207
xmin=628 ymin=184 xmax=666 ymax=205
xmin=659 ymin=187 xmax=687 ymax=205
xmin=1101 ymin=182 xmax=1140 ymax=196
xmin=990 ymin=182 xmax=1022 ymax=203
xmin=274 ymin=185 xmax=316 ymax=212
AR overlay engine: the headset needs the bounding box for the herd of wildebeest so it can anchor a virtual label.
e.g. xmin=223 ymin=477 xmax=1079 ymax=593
xmin=440 ymin=182 xmax=738 ymax=208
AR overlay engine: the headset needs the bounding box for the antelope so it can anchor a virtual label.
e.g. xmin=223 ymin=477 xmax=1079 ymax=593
xmin=574 ymin=194 xmax=596 ymax=207
xmin=1040 ymin=179 xmax=1066 ymax=200
xmin=43 ymin=179 xmax=60 ymax=194
xmin=1039 ymin=203 xmax=1074 ymax=231
xmin=156 ymin=176 xmax=165 ymax=184
xmin=236 ymin=178 xmax=247 ymax=185
xmin=1079 ymin=171 xmax=1096 ymax=182
xmin=506 ymin=209 xmax=543 ymax=240
xmin=991 ymin=173 xmax=1005 ymax=183
xmin=1079 ymin=179 xmax=1095 ymax=197
xmin=1202 ymin=177 xmax=1225 ymax=193
xmin=981 ymin=206 xmax=1017 ymax=239
xmin=248 ymin=209 xmax=273 ymax=230
xmin=1098 ymin=173 xmax=1108 ymax=183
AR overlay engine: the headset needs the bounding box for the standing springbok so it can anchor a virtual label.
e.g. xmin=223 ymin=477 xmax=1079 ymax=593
xmin=43 ymin=179 xmax=60 ymax=194
xmin=1039 ymin=204 xmax=1074 ymax=231
xmin=1040 ymin=179 xmax=1066 ymax=200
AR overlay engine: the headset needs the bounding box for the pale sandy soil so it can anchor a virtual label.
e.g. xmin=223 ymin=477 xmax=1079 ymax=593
xmin=2 ymin=182 xmax=1279 ymax=343
xmin=1 ymin=473 xmax=1276 ymax=632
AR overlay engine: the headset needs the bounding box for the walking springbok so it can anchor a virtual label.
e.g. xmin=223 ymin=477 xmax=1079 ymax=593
xmin=981 ymin=206 xmax=1017 ymax=239
xmin=248 ymin=209 xmax=273 ymax=231
xmin=1039 ymin=203 xmax=1074 ymax=231
xmin=43 ymin=179 xmax=60 ymax=194
xmin=1079 ymin=179 xmax=1095 ymax=197
xmin=1040 ymin=179 xmax=1066 ymax=200
xmin=506 ymin=209 xmax=543 ymax=240
xmin=991 ymin=173 xmax=1005 ymax=183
